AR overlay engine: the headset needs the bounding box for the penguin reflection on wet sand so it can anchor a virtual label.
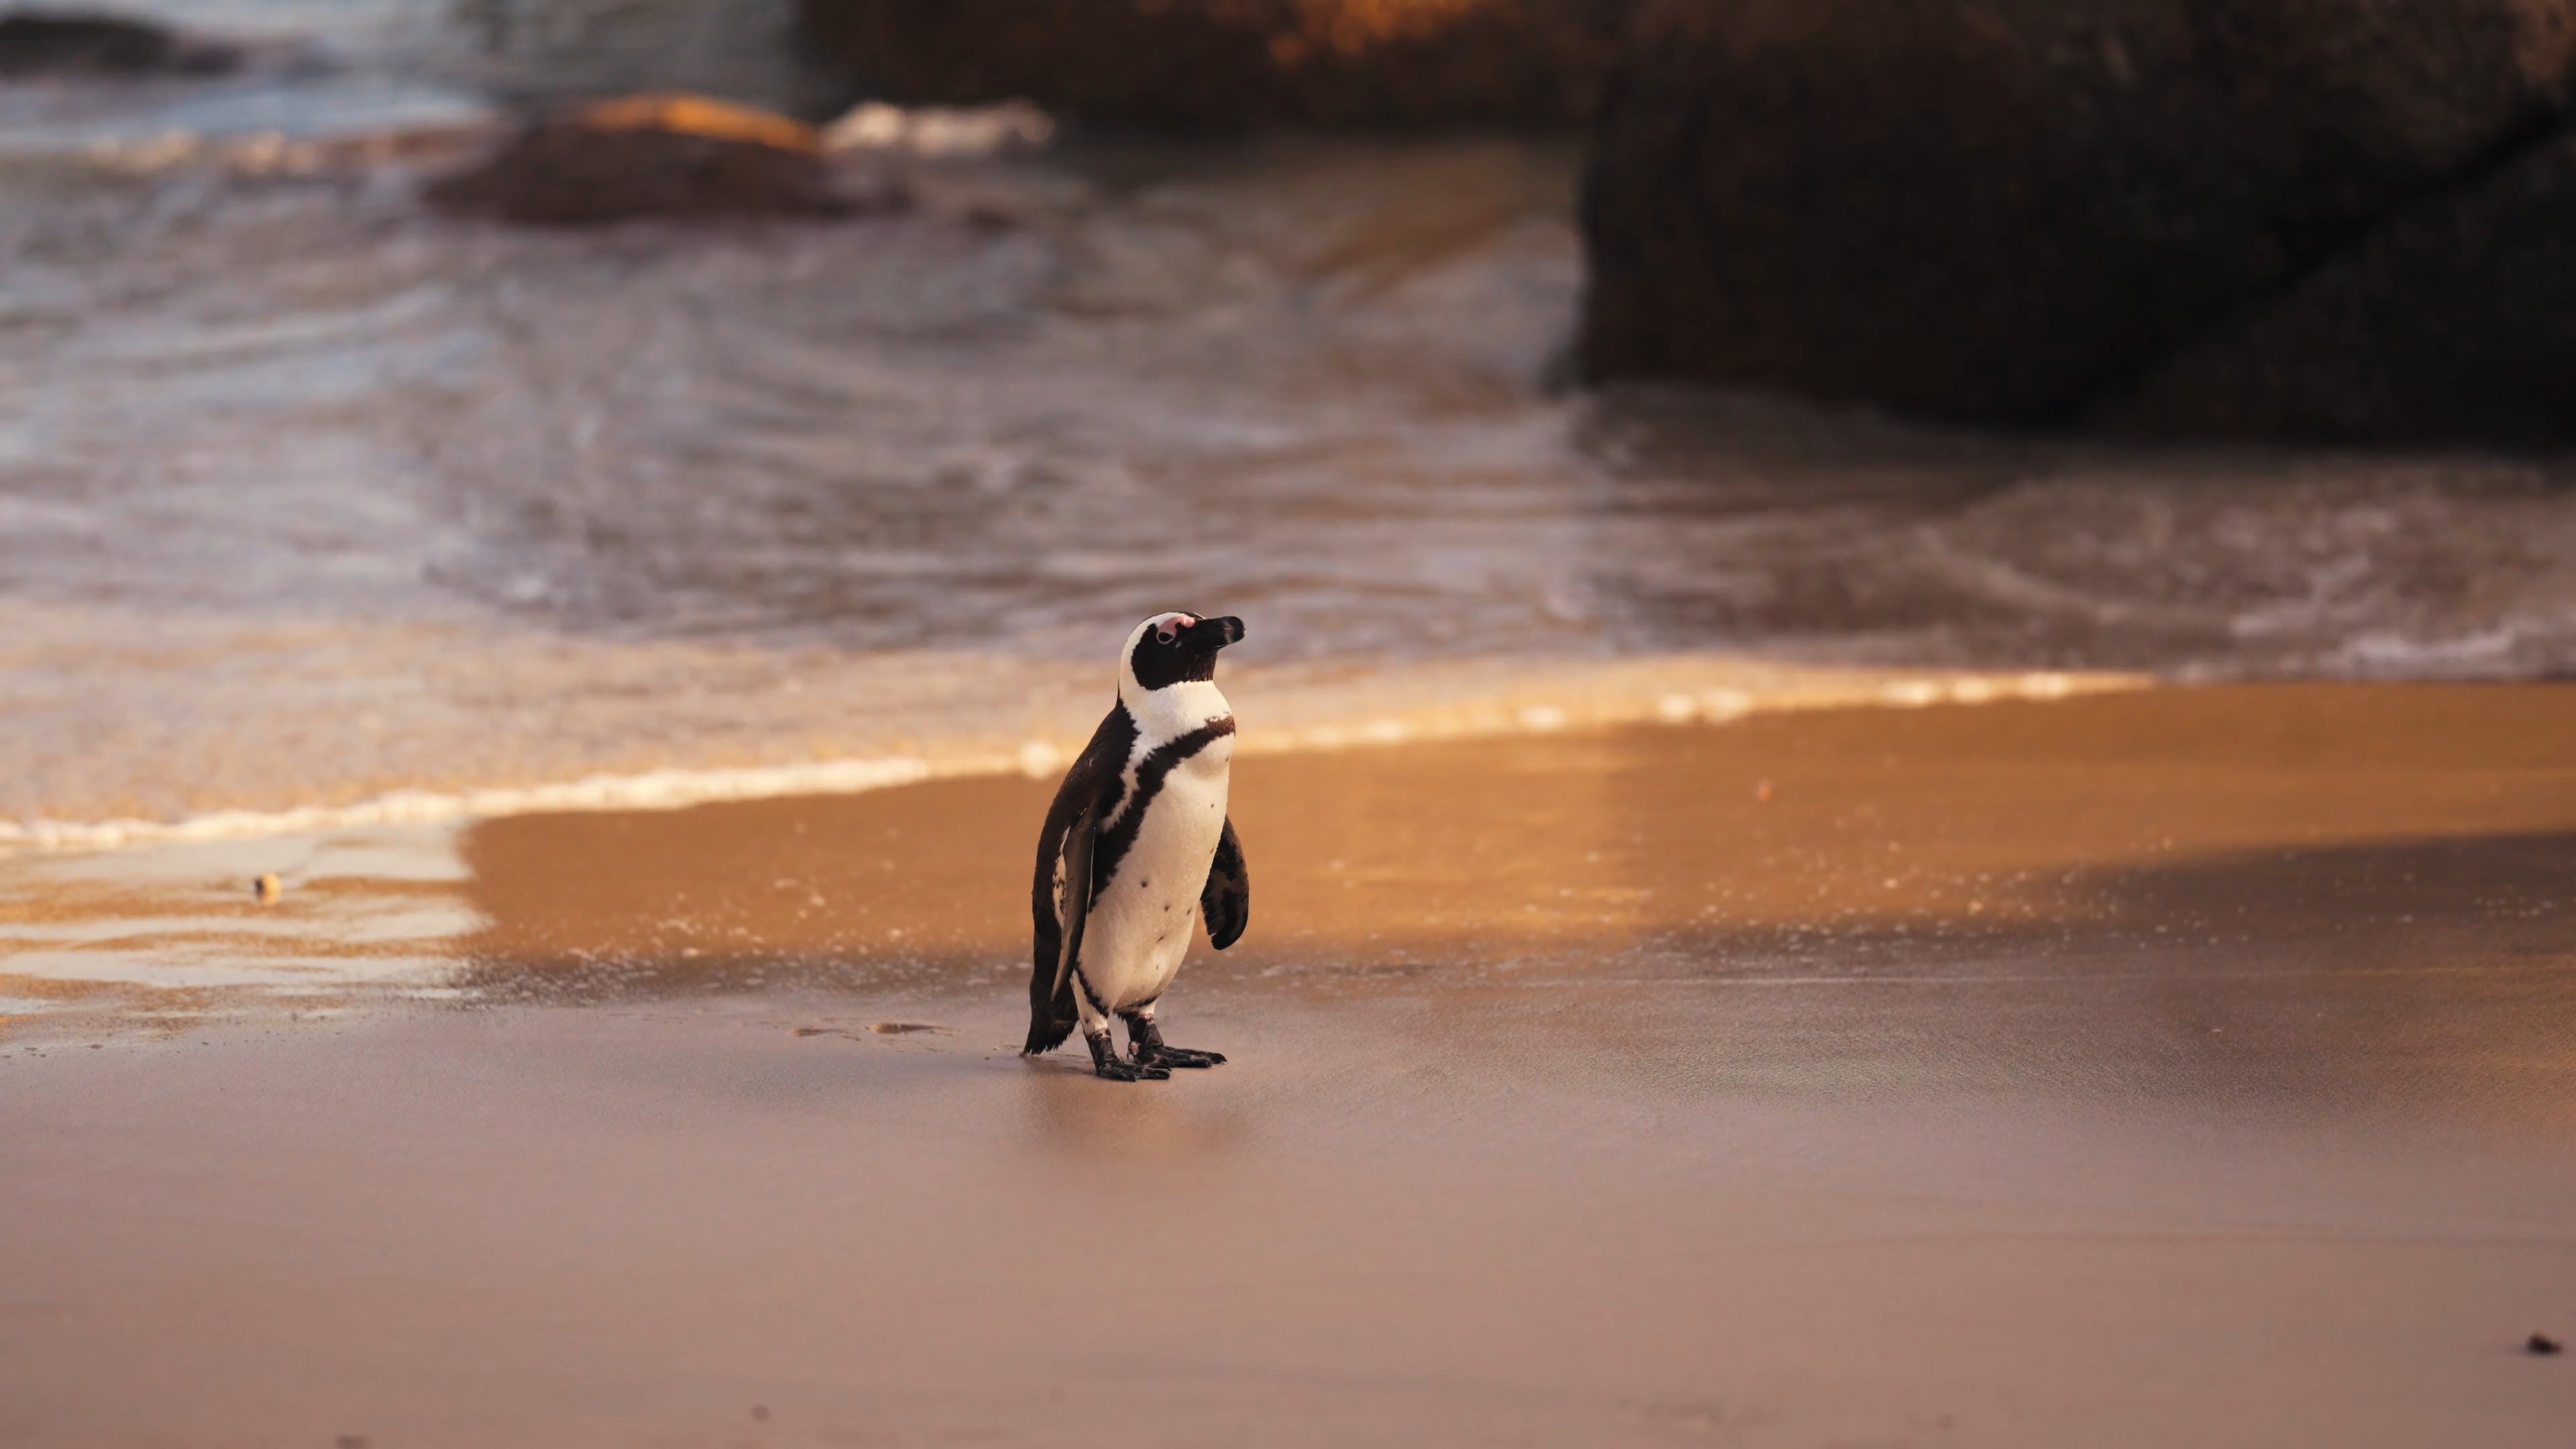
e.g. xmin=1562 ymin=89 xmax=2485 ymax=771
xmin=1025 ymin=612 xmax=1250 ymax=1081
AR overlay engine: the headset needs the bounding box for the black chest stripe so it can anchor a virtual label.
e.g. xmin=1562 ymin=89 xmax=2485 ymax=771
xmin=1089 ymin=716 xmax=1234 ymax=906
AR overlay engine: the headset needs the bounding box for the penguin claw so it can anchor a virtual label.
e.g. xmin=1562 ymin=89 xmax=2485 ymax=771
xmin=1138 ymin=1046 xmax=1227 ymax=1069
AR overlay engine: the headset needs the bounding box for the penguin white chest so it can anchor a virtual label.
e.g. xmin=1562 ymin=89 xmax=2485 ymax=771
xmin=1082 ymin=735 xmax=1232 ymax=1011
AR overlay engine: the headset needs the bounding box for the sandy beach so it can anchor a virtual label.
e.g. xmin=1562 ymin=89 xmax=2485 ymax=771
xmin=5 ymin=683 xmax=2573 ymax=1446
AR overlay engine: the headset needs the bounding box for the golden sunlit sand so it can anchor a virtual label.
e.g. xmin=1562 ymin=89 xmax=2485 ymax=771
xmin=4 ymin=684 xmax=2575 ymax=1446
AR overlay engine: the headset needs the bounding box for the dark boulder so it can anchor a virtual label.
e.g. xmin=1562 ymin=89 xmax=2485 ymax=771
xmin=794 ymin=0 xmax=1634 ymax=129
xmin=0 ymin=9 xmax=239 ymax=76
xmin=424 ymin=93 xmax=900 ymax=226
xmin=1579 ymin=0 xmax=2576 ymax=429
xmin=2101 ymin=131 xmax=2576 ymax=445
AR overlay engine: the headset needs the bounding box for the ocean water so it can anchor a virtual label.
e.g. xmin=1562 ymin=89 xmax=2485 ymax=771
xmin=5 ymin=0 xmax=2575 ymax=847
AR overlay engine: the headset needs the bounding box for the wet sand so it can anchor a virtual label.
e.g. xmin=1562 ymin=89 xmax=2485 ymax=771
xmin=5 ymin=684 xmax=2575 ymax=1446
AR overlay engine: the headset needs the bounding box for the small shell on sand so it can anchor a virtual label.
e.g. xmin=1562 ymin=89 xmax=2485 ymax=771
xmin=253 ymin=872 xmax=282 ymax=903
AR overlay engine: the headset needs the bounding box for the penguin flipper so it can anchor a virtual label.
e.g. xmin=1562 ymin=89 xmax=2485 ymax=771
xmin=1050 ymin=800 xmax=1098 ymax=1003
xmin=1025 ymin=706 xmax=1138 ymax=1057
xmin=1200 ymin=815 xmax=1250 ymax=951
xmin=1024 ymin=798 xmax=1096 ymax=1055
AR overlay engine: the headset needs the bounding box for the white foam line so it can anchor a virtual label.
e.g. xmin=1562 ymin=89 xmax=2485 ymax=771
xmin=0 ymin=667 xmax=2143 ymax=855
xmin=1251 ymin=669 xmax=2123 ymax=755
xmin=0 ymin=757 xmax=937 ymax=853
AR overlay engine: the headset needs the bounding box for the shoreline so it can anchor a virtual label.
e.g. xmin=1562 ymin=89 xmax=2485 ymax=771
xmin=0 ymin=649 xmax=2135 ymax=851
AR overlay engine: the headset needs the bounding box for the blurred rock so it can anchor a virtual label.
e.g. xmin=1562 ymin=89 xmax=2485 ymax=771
xmin=424 ymin=93 xmax=903 ymax=225
xmin=2101 ymin=132 xmax=2576 ymax=445
xmin=0 ymin=9 xmax=240 ymax=76
xmin=794 ymin=0 xmax=1634 ymax=128
xmin=1579 ymin=0 xmax=2576 ymax=432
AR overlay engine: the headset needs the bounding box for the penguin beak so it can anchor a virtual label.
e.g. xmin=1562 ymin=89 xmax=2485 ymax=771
xmin=1196 ymin=615 xmax=1245 ymax=649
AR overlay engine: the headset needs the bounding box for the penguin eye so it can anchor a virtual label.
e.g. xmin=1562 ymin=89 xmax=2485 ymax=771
xmin=1155 ymin=627 xmax=1179 ymax=645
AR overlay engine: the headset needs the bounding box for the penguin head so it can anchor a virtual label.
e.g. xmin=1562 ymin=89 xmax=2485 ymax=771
xmin=1120 ymin=611 xmax=1245 ymax=696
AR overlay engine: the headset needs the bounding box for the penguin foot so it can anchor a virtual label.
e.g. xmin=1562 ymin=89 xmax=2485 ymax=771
xmin=1122 ymin=1015 xmax=1225 ymax=1070
xmin=1137 ymin=1044 xmax=1228 ymax=1069
xmin=1086 ymin=1033 xmax=1169 ymax=1082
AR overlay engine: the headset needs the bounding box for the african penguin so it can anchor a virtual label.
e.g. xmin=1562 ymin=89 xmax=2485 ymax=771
xmin=1025 ymin=611 xmax=1250 ymax=1081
